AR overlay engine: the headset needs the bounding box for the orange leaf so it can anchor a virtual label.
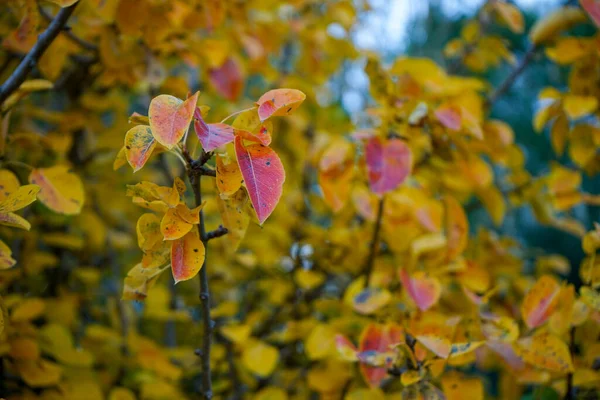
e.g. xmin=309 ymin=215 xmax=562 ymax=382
xmin=170 ymin=231 xmax=205 ymax=283
xmin=521 ymin=275 xmax=561 ymax=328
xmin=256 ymin=88 xmax=306 ymax=122
xmin=148 ymin=92 xmax=199 ymax=149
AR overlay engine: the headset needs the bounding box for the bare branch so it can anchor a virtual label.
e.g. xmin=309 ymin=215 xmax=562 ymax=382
xmin=38 ymin=5 xmax=97 ymax=52
xmin=487 ymin=45 xmax=538 ymax=108
xmin=0 ymin=2 xmax=79 ymax=106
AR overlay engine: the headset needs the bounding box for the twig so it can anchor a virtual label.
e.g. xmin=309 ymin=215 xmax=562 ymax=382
xmin=0 ymin=2 xmax=79 ymax=106
xmin=222 ymin=337 xmax=243 ymax=400
xmin=206 ymin=225 xmax=228 ymax=241
xmin=486 ymin=45 xmax=538 ymax=108
xmin=190 ymin=154 xmax=214 ymax=400
xmin=38 ymin=5 xmax=97 ymax=52
xmin=363 ymin=196 xmax=385 ymax=288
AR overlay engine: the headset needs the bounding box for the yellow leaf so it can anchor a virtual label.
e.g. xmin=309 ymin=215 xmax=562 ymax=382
xmin=494 ymin=2 xmax=524 ymax=33
xmin=529 ymin=7 xmax=586 ymax=44
xmin=515 ymin=333 xmax=574 ymax=373
xmin=295 ymin=269 xmax=326 ymax=291
xmin=242 ymin=340 xmax=279 ymax=377
xmin=0 ymin=239 xmax=16 ymax=269
xmin=161 ymin=208 xmax=193 ymax=241
xmin=0 ymin=184 xmax=39 ymax=213
xmin=16 ymin=359 xmax=62 ymax=387
xmin=306 ymin=324 xmax=336 ymax=360
xmin=563 ymin=95 xmax=598 ymax=119
xmin=29 ymin=166 xmax=85 ymax=215
xmin=254 ymin=387 xmax=288 ymax=400
xmin=11 ymin=298 xmax=45 ymax=322
xmin=520 ymin=275 xmax=561 ymax=328
xmin=216 ymin=153 xmax=243 ymax=197
xmin=442 ymin=372 xmax=484 ymax=400
xmin=215 ymin=188 xmax=250 ymax=251
xmin=0 ymin=169 xmax=21 ymax=201
xmin=220 ymin=324 xmax=252 ymax=344
xmin=0 ymin=212 xmax=31 ymax=230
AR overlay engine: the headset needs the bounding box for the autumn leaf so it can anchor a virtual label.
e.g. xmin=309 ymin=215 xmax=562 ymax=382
xmin=242 ymin=340 xmax=279 ymax=378
xmin=521 ymin=275 xmax=561 ymax=328
xmin=515 ymin=332 xmax=574 ymax=373
xmin=234 ymin=136 xmax=285 ymax=224
xmin=364 ymin=137 xmax=412 ymax=195
xmin=209 ymin=58 xmax=243 ymax=101
xmin=400 ymin=269 xmax=442 ymax=311
xmin=194 ymin=108 xmax=235 ymax=151
xmin=216 ymin=154 xmax=243 ymax=196
xmin=170 ymin=230 xmax=205 ymax=283
xmin=29 ymin=166 xmax=84 ymax=215
xmin=256 ymin=88 xmax=306 ymax=122
xmin=149 ymin=92 xmax=199 ymax=149
xmin=124 ymin=125 xmax=156 ymax=171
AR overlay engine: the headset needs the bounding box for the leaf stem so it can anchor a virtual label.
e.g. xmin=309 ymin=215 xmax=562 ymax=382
xmin=363 ymin=196 xmax=386 ymax=288
xmin=0 ymin=2 xmax=79 ymax=106
xmin=220 ymin=106 xmax=257 ymax=124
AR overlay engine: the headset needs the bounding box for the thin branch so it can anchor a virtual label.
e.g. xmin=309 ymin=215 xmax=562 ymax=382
xmin=486 ymin=45 xmax=538 ymax=108
xmin=190 ymin=157 xmax=213 ymax=400
xmin=38 ymin=5 xmax=97 ymax=52
xmin=0 ymin=2 xmax=79 ymax=106
xmin=363 ymin=196 xmax=385 ymax=288
xmin=206 ymin=225 xmax=228 ymax=241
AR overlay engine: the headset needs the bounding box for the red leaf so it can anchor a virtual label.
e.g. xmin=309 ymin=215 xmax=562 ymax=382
xmin=581 ymin=0 xmax=600 ymax=27
xmin=364 ymin=137 xmax=412 ymax=195
xmin=234 ymin=136 xmax=285 ymax=224
xmin=194 ymin=108 xmax=235 ymax=151
xmin=209 ymin=58 xmax=243 ymax=101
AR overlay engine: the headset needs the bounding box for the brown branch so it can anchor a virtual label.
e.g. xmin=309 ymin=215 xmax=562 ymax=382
xmin=486 ymin=45 xmax=538 ymax=108
xmin=189 ymin=151 xmax=213 ymax=400
xmin=206 ymin=225 xmax=228 ymax=241
xmin=0 ymin=2 xmax=79 ymax=106
xmin=363 ymin=196 xmax=385 ymax=288
xmin=38 ymin=5 xmax=97 ymax=52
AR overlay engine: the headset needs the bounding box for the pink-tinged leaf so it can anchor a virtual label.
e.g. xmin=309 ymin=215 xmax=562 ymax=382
xmin=581 ymin=0 xmax=600 ymax=26
xmin=521 ymin=275 xmax=561 ymax=329
xmin=209 ymin=58 xmax=243 ymax=101
xmin=170 ymin=230 xmax=205 ymax=283
xmin=234 ymin=136 xmax=285 ymax=224
xmin=256 ymin=88 xmax=306 ymax=122
xmin=357 ymin=323 xmax=404 ymax=387
xmin=365 ymin=137 xmax=412 ymax=195
xmin=352 ymin=287 xmax=391 ymax=315
xmin=487 ymin=341 xmax=526 ymax=371
xmin=400 ymin=269 xmax=442 ymax=311
xmin=435 ymin=104 xmax=462 ymax=131
xmin=234 ymin=126 xmax=272 ymax=146
xmin=359 ymin=324 xmax=387 ymax=387
xmin=148 ymin=92 xmax=199 ymax=149
xmin=194 ymin=108 xmax=235 ymax=151
xmin=335 ymin=334 xmax=358 ymax=361
xmin=124 ymin=125 xmax=156 ymax=172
